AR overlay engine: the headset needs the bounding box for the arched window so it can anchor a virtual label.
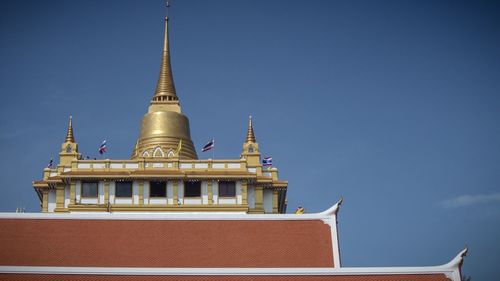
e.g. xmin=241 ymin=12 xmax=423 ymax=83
xmin=167 ymin=150 xmax=175 ymax=158
xmin=142 ymin=151 xmax=150 ymax=157
xmin=153 ymin=147 xmax=165 ymax=157
xmin=248 ymin=145 xmax=254 ymax=153
xmin=66 ymin=144 xmax=72 ymax=153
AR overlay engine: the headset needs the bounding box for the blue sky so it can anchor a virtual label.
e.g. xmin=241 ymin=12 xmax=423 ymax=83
xmin=1 ymin=0 xmax=499 ymax=279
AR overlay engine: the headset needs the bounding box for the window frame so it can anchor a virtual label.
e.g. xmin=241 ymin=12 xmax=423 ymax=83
xmin=184 ymin=181 xmax=201 ymax=198
xmin=81 ymin=181 xmax=98 ymax=198
xmin=149 ymin=181 xmax=167 ymax=198
xmin=218 ymin=181 xmax=236 ymax=198
xmin=115 ymin=181 xmax=133 ymax=198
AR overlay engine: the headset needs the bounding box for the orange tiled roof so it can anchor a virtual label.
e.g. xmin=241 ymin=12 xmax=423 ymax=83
xmin=0 ymin=219 xmax=333 ymax=268
xmin=0 ymin=204 xmax=466 ymax=281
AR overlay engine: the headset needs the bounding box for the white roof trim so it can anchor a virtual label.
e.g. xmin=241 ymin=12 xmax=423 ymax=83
xmin=0 ymin=201 xmax=343 ymax=221
xmin=0 ymin=257 xmax=463 ymax=277
xmin=443 ymin=247 xmax=468 ymax=269
xmin=0 ymin=247 xmax=466 ymax=281
xmin=318 ymin=196 xmax=343 ymax=217
xmin=313 ymin=197 xmax=343 ymax=268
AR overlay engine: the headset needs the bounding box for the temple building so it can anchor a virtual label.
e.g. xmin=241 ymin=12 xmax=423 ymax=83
xmin=32 ymin=17 xmax=287 ymax=215
xmin=0 ymin=14 xmax=466 ymax=281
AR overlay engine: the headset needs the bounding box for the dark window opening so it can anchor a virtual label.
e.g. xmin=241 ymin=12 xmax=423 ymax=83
xmin=150 ymin=181 xmax=166 ymax=197
xmin=116 ymin=181 xmax=133 ymax=197
xmin=219 ymin=181 xmax=236 ymax=197
xmin=82 ymin=181 xmax=98 ymax=197
xmin=184 ymin=181 xmax=201 ymax=197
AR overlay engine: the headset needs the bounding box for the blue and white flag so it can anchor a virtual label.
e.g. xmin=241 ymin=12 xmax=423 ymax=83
xmin=262 ymin=156 xmax=272 ymax=166
xmin=202 ymin=139 xmax=214 ymax=152
xmin=98 ymin=140 xmax=107 ymax=154
xmin=47 ymin=158 xmax=54 ymax=168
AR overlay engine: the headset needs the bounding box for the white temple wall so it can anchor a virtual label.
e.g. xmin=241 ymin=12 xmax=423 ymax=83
xmin=75 ymin=180 xmax=81 ymax=203
xmin=132 ymin=181 xmax=139 ymax=204
xmin=184 ymin=198 xmax=202 ymax=204
xmin=98 ymin=181 xmax=105 ymax=204
xmin=167 ymin=181 xmax=174 ymax=204
xmin=247 ymin=185 xmax=255 ymax=208
xmin=68 ymin=179 xmax=250 ymax=207
xmin=143 ymin=181 xmax=150 ymax=204
xmin=236 ymin=181 xmax=242 ymax=204
xmin=212 ymin=181 xmax=219 ymax=204
xmin=218 ymin=198 xmax=236 ymax=204
xmin=108 ymin=181 xmax=115 ymax=204
xmin=149 ymin=197 xmax=167 ymax=205
xmin=64 ymin=185 xmax=70 ymax=208
xmin=201 ymin=181 xmax=209 ymax=204
xmin=48 ymin=189 xmax=56 ymax=212
xmin=177 ymin=181 xmax=184 ymax=204
xmin=263 ymin=189 xmax=273 ymax=213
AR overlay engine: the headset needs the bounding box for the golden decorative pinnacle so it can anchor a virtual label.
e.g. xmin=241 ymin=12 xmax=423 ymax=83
xmin=65 ymin=115 xmax=75 ymax=143
xmin=132 ymin=16 xmax=198 ymax=161
xmin=152 ymin=16 xmax=177 ymax=102
xmin=246 ymin=116 xmax=256 ymax=143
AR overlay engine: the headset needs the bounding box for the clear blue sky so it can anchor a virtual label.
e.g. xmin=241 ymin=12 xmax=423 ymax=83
xmin=1 ymin=0 xmax=499 ymax=279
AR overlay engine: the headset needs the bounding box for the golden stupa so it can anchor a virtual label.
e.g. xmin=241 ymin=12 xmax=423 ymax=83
xmin=131 ymin=17 xmax=197 ymax=160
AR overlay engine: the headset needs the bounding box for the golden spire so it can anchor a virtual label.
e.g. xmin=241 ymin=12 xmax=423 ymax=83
xmin=152 ymin=17 xmax=177 ymax=102
xmin=65 ymin=115 xmax=75 ymax=143
xmin=241 ymin=115 xmax=260 ymax=164
xmin=246 ymin=116 xmax=256 ymax=143
xmin=132 ymin=16 xmax=197 ymax=160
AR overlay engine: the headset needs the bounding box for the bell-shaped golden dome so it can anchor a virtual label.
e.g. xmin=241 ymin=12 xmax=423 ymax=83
xmin=131 ymin=17 xmax=197 ymax=160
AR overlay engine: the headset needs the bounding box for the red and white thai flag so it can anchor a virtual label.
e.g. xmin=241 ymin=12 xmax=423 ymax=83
xmin=201 ymin=139 xmax=214 ymax=152
xmin=262 ymin=156 xmax=272 ymax=166
xmin=98 ymin=140 xmax=107 ymax=154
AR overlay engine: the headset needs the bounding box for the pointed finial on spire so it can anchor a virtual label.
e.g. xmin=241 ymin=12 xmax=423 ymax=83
xmin=246 ymin=115 xmax=256 ymax=143
xmin=65 ymin=115 xmax=75 ymax=143
xmin=152 ymin=15 xmax=178 ymax=102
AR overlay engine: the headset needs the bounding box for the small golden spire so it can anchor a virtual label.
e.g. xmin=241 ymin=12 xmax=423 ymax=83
xmin=246 ymin=116 xmax=256 ymax=143
xmin=152 ymin=17 xmax=177 ymax=102
xmin=131 ymin=140 xmax=139 ymax=158
xmin=65 ymin=115 xmax=75 ymax=143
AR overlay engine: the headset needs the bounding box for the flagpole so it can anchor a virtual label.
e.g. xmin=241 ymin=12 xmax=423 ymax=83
xmin=212 ymin=139 xmax=215 ymax=160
